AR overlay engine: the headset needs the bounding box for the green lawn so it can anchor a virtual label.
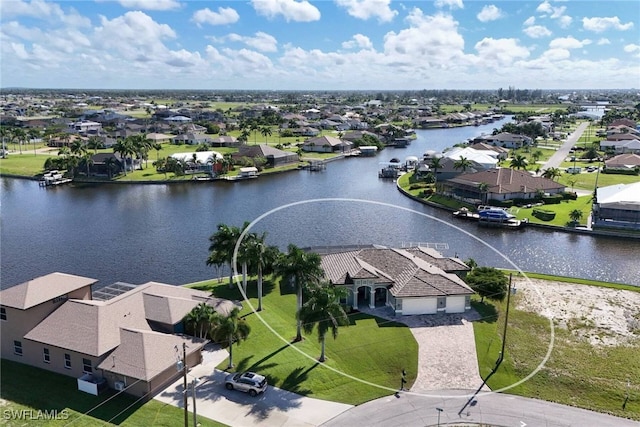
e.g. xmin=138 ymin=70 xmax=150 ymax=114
xmin=473 ymin=293 xmax=640 ymax=421
xmin=188 ymin=278 xmax=418 ymax=405
xmin=510 ymin=195 xmax=593 ymax=227
xmin=557 ymin=171 xmax=640 ymax=191
xmin=0 ymin=359 xmax=227 ymax=427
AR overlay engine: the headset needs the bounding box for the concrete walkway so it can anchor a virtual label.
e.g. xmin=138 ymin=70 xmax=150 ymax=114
xmin=542 ymin=121 xmax=590 ymax=171
xmin=154 ymin=344 xmax=353 ymax=427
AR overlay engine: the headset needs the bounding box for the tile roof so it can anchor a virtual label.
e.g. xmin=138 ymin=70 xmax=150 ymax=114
xmin=0 ymin=272 xmax=98 ymax=310
xmin=320 ymin=247 xmax=473 ymax=298
xmin=96 ymin=329 xmax=205 ymax=381
xmin=446 ymin=168 xmax=565 ymax=194
xmin=23 ymin=282 xmax=223 ymax=357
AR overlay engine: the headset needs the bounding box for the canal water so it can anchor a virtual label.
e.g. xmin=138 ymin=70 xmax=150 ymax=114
xmin=2 ymin=117 xmax=639 ymax=288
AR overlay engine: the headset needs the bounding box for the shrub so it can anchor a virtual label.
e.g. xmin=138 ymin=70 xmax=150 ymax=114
xmin=602 ymin=168 xmax=639 ymax=176
xmin=532 ymin=208 xmax=556 ymax=221
xmin=487 ymin=199 xmax=513 ymax=208
xmin=409 ymin=183 xmax=429 ymax=190
xmin=561 ymin=192 xmax=578 ymax=200
xmin=541 ymin=195 xmax=563 ymax=205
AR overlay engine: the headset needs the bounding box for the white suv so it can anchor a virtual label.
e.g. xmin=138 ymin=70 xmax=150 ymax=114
xmin=224 ymin=372 xmax=267 ymax=397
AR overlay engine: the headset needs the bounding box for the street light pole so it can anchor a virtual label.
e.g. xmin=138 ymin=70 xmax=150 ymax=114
xmin=192 ymin=378 xmax=198 ymax=427
xmin=183 ymin=343 xmax=188 ymax=427
xmin=436 ymin=407 xmax=443 ymax=426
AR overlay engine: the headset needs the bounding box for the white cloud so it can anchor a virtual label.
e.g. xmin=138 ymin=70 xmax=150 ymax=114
xmin=474 ymin=38 xmax=530 ymax=66
xmin=384 ymin=10 xmax=466 ymax=66
xmin=523 ymin=16 xmax=535 ymax=26
xmin=251 ymin=0 xmax=321 ymax=22
xmin=623 ymin=44 xmax=640 ymax=53
xmin=597 ymin=38 xmax=610 ymax=45
xmin=558 ymin=15 xmax=572 ymax=29
xmin=523 ymin=25 xmax=551 ymax=38
xmin=1 ymin=0 xmax=90 ymax=27
xmin=225 ymin=32 xmax=278 ymax=52
xmin=582 ymin=17 xmax=634 ymax=33
xmin=542 ymin=48 xmax=570 ymax=61
xmin=1 ymin=0 xmax=64 ymax=19
xmin=116 ymin=0 xmax=181 ymax=11
xmin=535 ymin=1 xmax=572 ymax=28
xmin=434 ymin=0 xmax=464 ymax=10
xmin=192 ymin=7 xmax=240 ymax=26
xmin=477 ymin=5 xmax=504 ymax=23
xmin=342 ymin=34 xmax=373 ymax=50
xmin=536 ymin=1 xmax=565 ymax=19
xmin=335 ymin=0 xmax=397 ymax=22
xmin=549 ymin=36 xmax=591 ymax=50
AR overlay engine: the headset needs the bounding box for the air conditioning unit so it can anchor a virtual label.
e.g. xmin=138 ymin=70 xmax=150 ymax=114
xmin=114 ymin=381 xmax=125 ymax=391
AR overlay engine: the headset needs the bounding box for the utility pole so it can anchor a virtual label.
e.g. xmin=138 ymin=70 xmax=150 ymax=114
xmin=183 ymin=343 xmax=188 ymax=427
xmin=192 ymin=379 xmax=198 ymax=427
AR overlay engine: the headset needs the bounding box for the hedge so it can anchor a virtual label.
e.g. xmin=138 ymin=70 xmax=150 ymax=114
xmin=532 ymin=208 xmax=556 ymax=221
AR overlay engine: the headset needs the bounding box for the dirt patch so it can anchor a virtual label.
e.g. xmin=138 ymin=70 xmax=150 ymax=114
xmin=513 ymin=277 xmax=640 ymax=346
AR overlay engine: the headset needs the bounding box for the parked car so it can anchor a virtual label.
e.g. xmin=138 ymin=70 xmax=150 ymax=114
xmin=225 ymin=372 xmax=267 ymax=397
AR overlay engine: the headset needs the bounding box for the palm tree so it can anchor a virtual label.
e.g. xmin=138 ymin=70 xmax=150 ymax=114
xmin=212 ymin=307 xmax=251 ymax=369
xmin=453 ymin=156 xmax=472 ymax=173
xmin=185 ymin=302 xmax=215 ymax=339
xmin=429 ymin=156 xmax=442 ymax=187
xmin=477 ymin=182 xmax=489 ymax=204
xmin=542 ymin=167 xmax=562 ymax=181
xmin=12 ymin=128 xmax=25 ymax=154
xmin=28 ymin=128 xmax=40 ymax=156
xmin=207 ymin=222 xmax=249 ymax=289
xmin=274 ymin=244 xmax=324 ymax=342
xmin=260 ymin=126 xmax=272 ymax=143
xmin=113 ymin=137 xmax=135 ymax=175
xmin=531 ymin=150 xmax=543 ymax=165
xmin=298 ymin=283 xmax=349 ymax=362
xmin=569 ymin=209 xmax=583 ymax=226
xmin=81 ymin=152 xmax=93 ymax=177
xmin=245 ymin=233 xmax=280 ymax=311
xmin=104 ymin=156 xmax=118 ymax=179
xmin=0 ymin=126 xmax=10 ymax=158
xmin=510 ymin=155 xmax=528 ymax=170
xmin=250 ymin=122 xmax=260 ymax=144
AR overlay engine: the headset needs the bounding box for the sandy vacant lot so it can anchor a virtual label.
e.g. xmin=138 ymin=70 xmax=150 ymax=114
xmin=512 ymin=277 xmax=640 ymax=346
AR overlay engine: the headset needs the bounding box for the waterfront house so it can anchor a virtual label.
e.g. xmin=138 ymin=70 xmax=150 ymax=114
xmin=593 ymin=182 xmax=640 ymax=230
xmin=0 ymin=273 xmax=236 ymax=398
xmin=604 ymin=153 xmax=640 ymax=171
xmin=473 ymin=132 xmax=533 ymax=149
xmin=442 ymin=168 xmax=565 ymax=204
xmin=232 ymin=144 xmax=299 ymax=167
xmin=301 ymin=135 xmax=353 ymax=153
xmin=320 ymin=247 xmax=473 ymax=315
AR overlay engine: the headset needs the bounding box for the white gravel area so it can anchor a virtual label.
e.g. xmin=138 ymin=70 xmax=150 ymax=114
xmin=513 ymin=277 xmax=640 ymax=346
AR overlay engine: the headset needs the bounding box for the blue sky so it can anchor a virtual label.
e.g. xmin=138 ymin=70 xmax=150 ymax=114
xmin=1 ymin=0 xmax=639 ymax=90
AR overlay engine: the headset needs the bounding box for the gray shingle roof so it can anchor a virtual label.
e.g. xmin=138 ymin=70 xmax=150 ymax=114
xmin=96 ymin=329 xmax=205 ymax=381
xmin=0 ymin=272 xmax=98 ymax=310
xmin=321 ymin=247 xmax=473 ymax=298
xmin=23 ymin=282 xmax=222 ymax=357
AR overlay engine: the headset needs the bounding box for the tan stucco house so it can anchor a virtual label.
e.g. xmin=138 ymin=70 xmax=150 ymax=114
xmin=1 ymin=273 xmax=234 ymax=399
xmin=320 ymin=247 xmax=473 ymax=315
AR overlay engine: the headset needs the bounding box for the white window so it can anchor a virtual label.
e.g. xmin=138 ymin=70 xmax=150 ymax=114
xmin=64 ymin=353 xmax=71 ymax=369
xmin=83 ymin=358 xmax=92 ymax=374
xmin=14 ymin=340 xmax=23 ymax=356
xmin=43 ymin=348 xmax=50 ymax=363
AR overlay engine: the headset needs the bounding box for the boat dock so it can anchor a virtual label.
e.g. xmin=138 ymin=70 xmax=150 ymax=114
xmin=39 ymin=170 xmax=73 ymax=187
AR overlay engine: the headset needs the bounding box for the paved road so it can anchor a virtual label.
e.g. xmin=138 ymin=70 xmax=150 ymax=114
xmin=542 ymin=122 xmax=590 ymax=171
xmin=321 ymin=389 xmax=640 ymax=427
xmin=154 ymin=344 xmax=353 ymax=427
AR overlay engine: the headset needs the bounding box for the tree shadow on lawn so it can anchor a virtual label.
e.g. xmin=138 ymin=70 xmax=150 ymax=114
xmin=347 ymin=311 xmax=408 ymax=328
xmin=0 ymin=359 xmax=144 ymax=425
xmin=192 ymin=279 xmax=276 ymax=301
xmin=471 ymin=301 xmax=499 ymax=324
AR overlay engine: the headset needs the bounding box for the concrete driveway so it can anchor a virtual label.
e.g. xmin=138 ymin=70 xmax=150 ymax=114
xmin=154 ymin=344 xmax=353 ymax=427
xmin=358 ymin=307 xmax=487 ymax=392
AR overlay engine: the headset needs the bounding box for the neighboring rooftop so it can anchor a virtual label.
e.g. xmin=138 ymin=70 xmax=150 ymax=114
xmin=0 ymin=272 xmax=98 ymax=310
